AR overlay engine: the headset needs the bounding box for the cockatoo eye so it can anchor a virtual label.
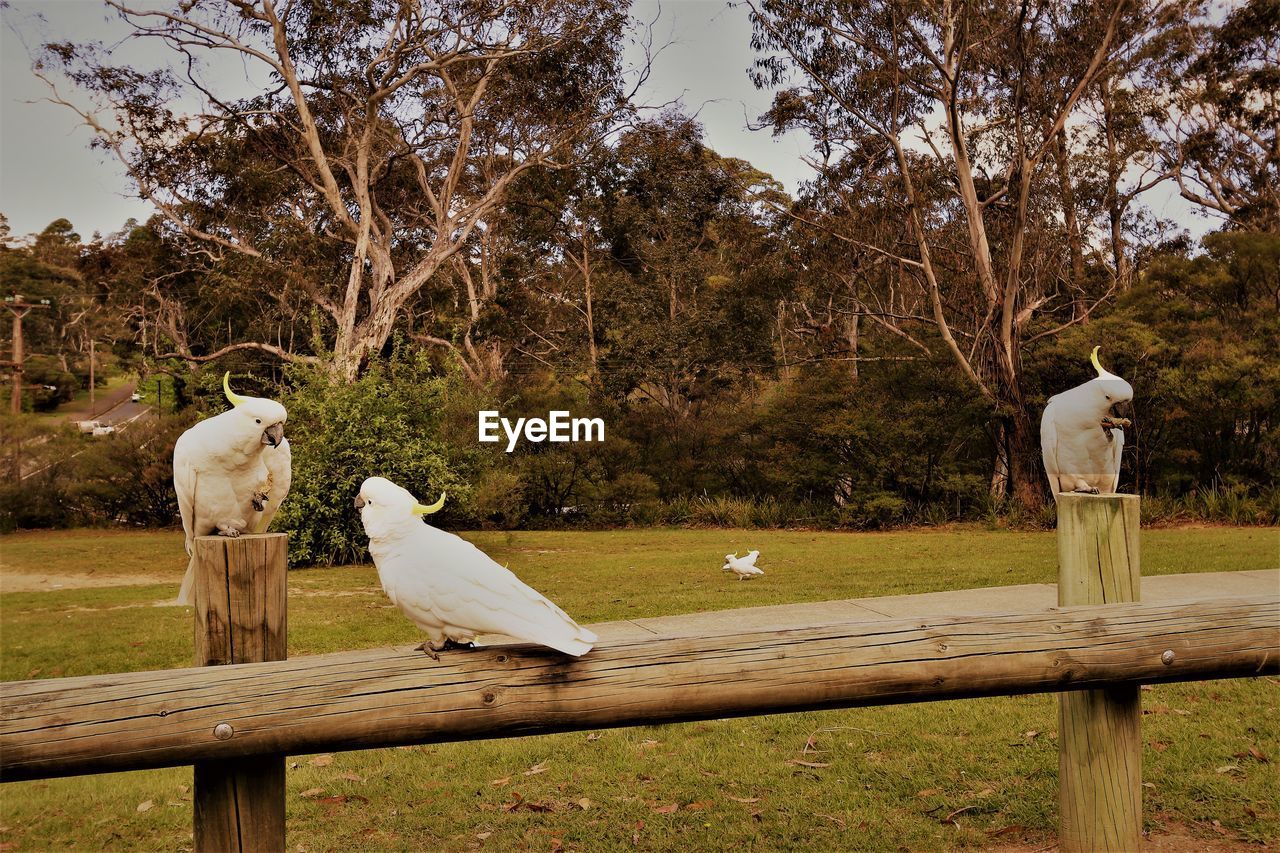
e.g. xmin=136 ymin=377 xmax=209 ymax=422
xmin=255 ymin=418 xmax=262 ymax=424
xmin=1104 ymin=395 xmax=1111 ymax=401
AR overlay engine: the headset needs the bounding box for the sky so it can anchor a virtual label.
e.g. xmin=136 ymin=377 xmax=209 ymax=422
xmin=1 ymin=0 xmax=1207 ymax=242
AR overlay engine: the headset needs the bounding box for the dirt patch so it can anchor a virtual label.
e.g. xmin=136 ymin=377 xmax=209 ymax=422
xmin=0 ymin=572 xmax=176 ymax=592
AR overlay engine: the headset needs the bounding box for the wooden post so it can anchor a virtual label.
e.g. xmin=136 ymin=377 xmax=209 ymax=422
xmin=192 ymin=533 xmax=287 ymax=853
xmin=1056 ymin=493 xmax=1141 ymax=852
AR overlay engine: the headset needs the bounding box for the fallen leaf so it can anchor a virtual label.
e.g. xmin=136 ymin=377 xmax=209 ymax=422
xmin=1215 ymin=765 xmax=1241 ymax=774
xmin=490 ymin=777 xmax=511 ymax=787
xmin=1249 ymin=746 xmax=1270 ymax=763
xmin=639 ymin=739 xmax=660 ymax=749
xmin=336 ymin=772 xmax=365 ymax=783
xmin=136 ymin=800 xmax=154 ymax=813
xmin=727 ymin=796 xmax=759 ymax=804
xmin=309 ymin=754 xmax=334 ymax=768
xmin=178 ymin=785 xmax=189 ymax=794
xmin=685 ymin=801 xmax=713 ymax=811
xmin=1143 ymin=782 xmax=1156 ymax=789
xmin=299 ymin=788 xmax=325 ymax=798
xmin=318 ymin=794 xmax=369 ymax=806
xmin=1024 ymin=730 xmax=1039 ymax=739
xmin=289 ymin=762 xmax=299 ymax=770
xmin=975 ymin=788 xmax=994 ymax=797
xmin=550 ymin=839 xmax=563 ymax=852
xmin=523 ymin=761 xmax=549 ymax=776
xmin=577 ymin=798 xmax=593 ymax=810
xmin=916 ymin=788 xmax=940 ymax=798
xmin=816 ymin=813 xmax=846 ymax=828
xmin=1150 ymin=741 xmax=1169 ymax=753
xmin=786 ymin=759 xmax=830 ymax=769
xmin=586 ymin=733 xmax=602 ymax=742
xmin=986 ymin=825 xmax=1026 ymax=838
xmin=751 ymin=811 xmax=763 ymax=822
xmin=941 ymin=806 xmax=975 ymax=825
xmin=476 ymin=832 xmax=492 ymax=841
xmin=651 ymin=803 xmax=678 ymax=814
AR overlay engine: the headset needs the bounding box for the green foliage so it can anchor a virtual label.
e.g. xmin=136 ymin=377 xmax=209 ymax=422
xmin=0 ymin=414 xmax=188 ymax=532
xmin=274 ymin=353 xmax=477 ymax=566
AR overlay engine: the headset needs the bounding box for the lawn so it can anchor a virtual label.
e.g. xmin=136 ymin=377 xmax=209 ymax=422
xmin=1 ymin=526 xmax=1277 ymax=850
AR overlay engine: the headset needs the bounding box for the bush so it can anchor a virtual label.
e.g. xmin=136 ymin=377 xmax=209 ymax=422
xmin=274 ymin=354 xmax=477 ymax=566
xmin=470 ymin=469 xmax=528 ymax=529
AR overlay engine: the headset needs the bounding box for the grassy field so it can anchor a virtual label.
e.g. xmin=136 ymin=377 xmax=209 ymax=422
xmin=1 ymin=526 xmax=1276 ymax=850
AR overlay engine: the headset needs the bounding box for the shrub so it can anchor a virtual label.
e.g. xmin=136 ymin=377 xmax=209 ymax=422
xmin=274 ymin=354 xmax=477 ymax=566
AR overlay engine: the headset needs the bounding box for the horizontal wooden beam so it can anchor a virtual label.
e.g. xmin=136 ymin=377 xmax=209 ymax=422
xmin=3 ymin=595 xmax=1276 ymax=782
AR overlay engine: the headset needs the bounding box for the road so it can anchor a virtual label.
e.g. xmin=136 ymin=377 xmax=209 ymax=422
xmin=16 ymin=383 xmax=157 ymax=481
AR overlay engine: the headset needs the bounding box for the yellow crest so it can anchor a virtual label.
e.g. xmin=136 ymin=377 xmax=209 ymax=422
xmin=412 ymin=492 xmax=447 ymax=515
xmin=223 ymin=371 xmax=247 ymax=407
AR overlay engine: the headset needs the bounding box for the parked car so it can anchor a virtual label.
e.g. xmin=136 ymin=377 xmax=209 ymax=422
xmin=92 ymin=425 xmax=116 ymax=437
xmin=130 ymin=392 xmax=143 ymax=402
xmin=76 ymin=420 xmax=101 ymax=434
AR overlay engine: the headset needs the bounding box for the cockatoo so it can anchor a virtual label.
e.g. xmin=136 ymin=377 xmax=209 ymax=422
xmin=722 ymin=550 xmax=764 ymax=580
xmin=1040 ymin=347 xmax=1134 ymax=499
xmin=172 ymin=373 xmax=291 ymax=605
xmin=355 ymin=476 xmax=597 ymax=658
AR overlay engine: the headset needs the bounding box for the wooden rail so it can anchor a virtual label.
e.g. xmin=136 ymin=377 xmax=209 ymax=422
xmin=3 ymin=593 xmax=1276 ymax=782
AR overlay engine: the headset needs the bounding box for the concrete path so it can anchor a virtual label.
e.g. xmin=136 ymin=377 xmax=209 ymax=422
xmin=569 ymin=569 xmax=1280 ymax=643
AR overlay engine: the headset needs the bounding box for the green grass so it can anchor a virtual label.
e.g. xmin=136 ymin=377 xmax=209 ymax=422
xmin=1 ymin=527 xmax=1277 ymax=850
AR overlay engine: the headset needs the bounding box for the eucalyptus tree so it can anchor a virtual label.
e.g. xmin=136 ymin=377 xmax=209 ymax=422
xmin=1163 ymin=0 xmax=1279 ymax=231
xmin=747 ymin=0 xmax=1188 ymax=508
xmin=40 ymin=0 xmax=635 ymax=379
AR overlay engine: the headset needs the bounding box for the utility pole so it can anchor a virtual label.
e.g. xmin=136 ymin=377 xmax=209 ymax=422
xmin=4 ymin=295 xmax=51 ymax=414
xmin=89 ymin=339 xmax=96 ymax=416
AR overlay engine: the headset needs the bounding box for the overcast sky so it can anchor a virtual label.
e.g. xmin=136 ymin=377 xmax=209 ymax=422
xmin=1 ymin=1 xmax=1207 ymax=242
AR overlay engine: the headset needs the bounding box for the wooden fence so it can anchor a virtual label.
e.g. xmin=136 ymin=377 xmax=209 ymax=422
xmin=2 ymin=494 xmax=1276 ymax=852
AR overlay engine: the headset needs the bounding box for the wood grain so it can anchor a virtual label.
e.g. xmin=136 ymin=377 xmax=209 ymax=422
xmin=190 ymin=534 xmax=287 ymax=853
xmin=3 ymin=593 xmax=1275 ymax=783
xmin=1056 ymin=493 xmax=1141 ymax=852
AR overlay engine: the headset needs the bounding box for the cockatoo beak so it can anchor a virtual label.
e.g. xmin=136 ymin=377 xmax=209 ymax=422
xmin=354 ymin=495 xmax=366 ymax=509
xmin=1112 ymin=400 xmax=1135 ymax=420
xmin=262 ymin=423 xmax=285 ymax=447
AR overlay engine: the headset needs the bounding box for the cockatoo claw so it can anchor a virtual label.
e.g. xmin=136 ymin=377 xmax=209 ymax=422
xmin=414 ymin=641 xmax=441 ymax=661
xmin=1073 ymin=486 xmax=1100 ymax=495
xmin=219 ymin=527 xmax=241 ymax=538
xmin=252 ymin=491 xmax=269 ymax=512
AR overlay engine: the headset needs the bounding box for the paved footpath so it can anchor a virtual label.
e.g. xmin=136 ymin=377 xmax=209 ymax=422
xmin=570 ymin=569 xmax=1280 ymax=643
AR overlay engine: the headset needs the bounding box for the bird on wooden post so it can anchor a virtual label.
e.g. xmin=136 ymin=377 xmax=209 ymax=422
xmin=171 ymin=373 xmax=292 ymax=605
xmin=722 ymin=551 xmax=764 ymax=580
xmin=1040 ymin=347 xmax=1134 ymax=499
xmin=356 ymin=476 xmax=597 ymax=658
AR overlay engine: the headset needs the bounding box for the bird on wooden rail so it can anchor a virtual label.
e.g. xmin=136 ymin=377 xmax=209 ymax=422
xmin=1040 ymin=347 xmax=1134 ymax=500
xmin=723 ymin=550 xmax=764 ymax=580
xmin=356 ymin=476 xmax=597 ymax=658
xmin=171 ymin=372 xmax=291 ymax=606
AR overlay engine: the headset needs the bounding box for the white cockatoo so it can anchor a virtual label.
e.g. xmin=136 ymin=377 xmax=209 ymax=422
xmin=1041 ymin=347 xmax=1134 ymax=499
xmin=172 ymin=373 xmax=291 ymax=605
xmin=356 ymin=476 xmax=597 ymax=658
xmin=722 ymin=550 xmax=764 ymax=580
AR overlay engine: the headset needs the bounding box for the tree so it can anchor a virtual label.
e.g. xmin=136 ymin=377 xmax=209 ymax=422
xmin=1161 ymin=0 xmax=1279 ymax=231
xmin=41 ymin=0 xmax=635 ymax=379
xmin=747 ymin=0 xmax=1187 ymax=509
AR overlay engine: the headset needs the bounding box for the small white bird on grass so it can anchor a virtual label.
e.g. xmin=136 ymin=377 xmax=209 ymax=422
xmin=356 ymin=476 xmax=597 ymax=658
xmin=1041 ymin=347 xmax=1134 ymax=499
xmin=722 ymin=550 xmax=764 ymax=580
xmin=172 ymin=373 xmax=291 ymax=605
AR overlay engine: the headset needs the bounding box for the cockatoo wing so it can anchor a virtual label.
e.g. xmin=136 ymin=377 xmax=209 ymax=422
xmin=1040 ymin=399 xmax=1063 ymax=496
xmin=173 ymin=452 xmax=197 ymax=555
xmin=742 ymin=550 xmax=760 ymax=567
xmin=391 ymin=528 xmax=596 ymax=656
